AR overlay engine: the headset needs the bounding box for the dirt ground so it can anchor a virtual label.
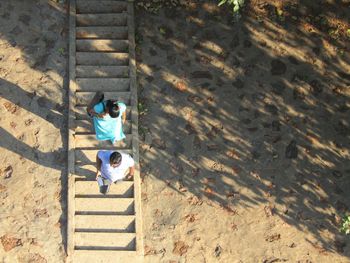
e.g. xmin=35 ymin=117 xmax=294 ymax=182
xmin=0 ymin=0 xmax=68 ymax=262
xmin=0 ymin=0 xmax=350 ymax=262
xmin=135 ymin=0 xmax=350 ymax=262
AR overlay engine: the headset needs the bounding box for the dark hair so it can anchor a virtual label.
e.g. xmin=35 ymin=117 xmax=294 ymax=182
xmin=110 ymin=151 xmax=122 ymax=165
xmin=106 ymin=100 xmax=120 ymax=118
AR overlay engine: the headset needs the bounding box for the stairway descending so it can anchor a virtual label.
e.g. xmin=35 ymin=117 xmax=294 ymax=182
xmin=67 ymin=1 xmax=143 ymax=262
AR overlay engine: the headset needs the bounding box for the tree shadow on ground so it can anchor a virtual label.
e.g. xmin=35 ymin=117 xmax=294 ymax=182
xmin=0 ymin=0 xmax=68 ymax=254
xmin=135 ymin=0 xmax=350 ymax=258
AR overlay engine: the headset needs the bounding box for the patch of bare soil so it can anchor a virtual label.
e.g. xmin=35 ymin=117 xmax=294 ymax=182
xmin=0 ymin=0 xmax=68 ymax=262
xmin=136 ymin=0 xmax=350 ymax=262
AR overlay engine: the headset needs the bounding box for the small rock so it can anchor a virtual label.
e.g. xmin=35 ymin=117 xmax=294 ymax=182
xmin=265 ymin=233 xmax=280 ymax=242
xmin=285 ymin=140 xmax=298 ymax=159
xmin=172 ymin=241 xmax=189 ymax=256
xmin=265 ymin=104 xmax=278 ymax=115
xmin=191 ymin=71 xmax=213 ymax=79
xmin=214 ymin=245 xmax=222 ymax=257
xmin=309 ymin=79 xmax=323 ymax=95
xmin=0 ymin=235 xmax=22 ymax=252
xmin=145 ymin=133 xmax=152 ymax=145
xmin=271 ymin=120 xmax=281 ymax=131
xmin=3 ymin=166 xmax=13 ymax=179
xmin=152 ymin=138 xmax=166 ymax=150
xmin=232 ymin=79 xmax=244 ymax=89
xmin=271 ymin=81 xmax=285 ymax=95
xmin=270 ymin=59 xmax=287 ymax=75
xmin=332 ymin=170 xmax=343 ymax=178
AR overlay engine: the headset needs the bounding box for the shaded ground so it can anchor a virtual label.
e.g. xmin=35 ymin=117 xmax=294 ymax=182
xmin=0 ymin=0 xmax=68 ymax=262
xmin=136 ymin=0 xmax=350 ymax=262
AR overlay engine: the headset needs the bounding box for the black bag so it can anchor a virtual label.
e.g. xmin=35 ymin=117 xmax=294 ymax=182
xmin=86 ymin=92 xmax=104 ymax=117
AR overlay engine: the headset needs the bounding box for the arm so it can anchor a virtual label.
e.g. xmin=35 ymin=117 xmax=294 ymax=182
xmin=96 ymin=153 xmax=102 ymax=180
xmin=126 ymin=165 xmax=135 ymax=180
xmin=122 ymin=111 xmax=126 ymax=124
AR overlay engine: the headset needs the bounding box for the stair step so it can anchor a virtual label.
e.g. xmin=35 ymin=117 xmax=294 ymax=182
xmin=76 ymin=66 xmax=129 ymax=78
xmin=76 ymin=78 xmax=130 ymax=92
xmin=75 ymin=119 xmax=131 ymax=134
xmin=75 ymin=149 xmax=133 ymax=164
xmin=75 ymin=180 xmax=134 ymax=197
xmin=76 ymin=39 xmax=129 ymax=52
xmin=75 ymin=106 xmax=131 ymax=120
xmin=76 ymin=1 xmax=127 ymax=14
xmin=76 ymin=52 xmax=129 ymax=66
xmin=75 ymin=198 xmax=135 ymax=215
xmin=73 ymin=250 xmax=141 ymax=263
xmin=75 ymin=215 xmax=135 ymax=232
xmin=75 ymin=91 xmax=131 ymax=106
xmin=75 ymin=232 xmax=136 ymax=250
xmin=74 ymin=134 xmax=132 ymax=149
xmin=76 ymin=14 xmax=127 ymax=26
xmin=76 ymin=26 xmax=128 ymax=39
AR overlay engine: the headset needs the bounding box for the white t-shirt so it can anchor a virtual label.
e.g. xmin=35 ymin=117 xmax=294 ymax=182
xmin=98 ymin=150 xmax=135 ymax=182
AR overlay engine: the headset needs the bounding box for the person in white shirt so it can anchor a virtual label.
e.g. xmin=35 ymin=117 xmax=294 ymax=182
xmin=96 ymin=150 xmax=135 ymax=194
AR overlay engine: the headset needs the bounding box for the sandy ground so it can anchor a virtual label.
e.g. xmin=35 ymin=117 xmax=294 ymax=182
xmin=0 ymin=0 xmax=350 ymax=262
xmin=0 ymin=0 xmax=67 ymax=262
xmin=136 ymin=1 xmax=350 ymax=262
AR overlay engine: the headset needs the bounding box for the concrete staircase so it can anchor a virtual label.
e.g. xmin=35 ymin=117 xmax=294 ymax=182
xmin=67 ymin=1 xmax=143 ymax=262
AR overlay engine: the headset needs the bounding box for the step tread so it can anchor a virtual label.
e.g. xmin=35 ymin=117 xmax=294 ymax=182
xmin=75 ymin=197 xmax=134 ymax=214
xmin=76 ymin=39 xmax=129 ymax=52
xmin=76 ymin=52 xmax=129 ymax=66
xmin=76 ymin=26 xmax=128 ymax=39
xmin=75 ymin=214 xmax=135 ymax=232
xmin=75 ymin=180 xmax=134 ymax=196
xmin=74 ymin=134 xmax=132 ymax=149
xmin=76 ymin=1 xmax=127 ymax=14
xmin=76 ymin=13 xmax=127 ymax=27
xmin=76 ymin=78 xmax=130 ymax=91
xmin=73 ymin=250 xmax=141 ymax=263
xmin=75 ymin=232 xmax=136 ymax=249
xmin=76 ymin=65 xmax=129 ymax=78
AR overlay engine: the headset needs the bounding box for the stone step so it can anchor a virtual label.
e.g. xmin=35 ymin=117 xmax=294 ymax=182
xmin=73 ymin=250 xmax=141 ymax=263
xmin=76 ymin=14 xmax=127 ymax=27
xmin=76 ymin=39 xmax=129 ymax=52
xmin=76 ymin=52 xmax=129 ymax=66
xmin=75 ymin=197 xmax=135 ymax=215
xmin=76 ymin=78 xmax=130 ymax=92
xmin=75 ymin=91 xmax=131 ymax=106
xmin=75 ymin=180 xmax=134 ymax=197
xmin=75 ymin=215 xmax=135 ymax=233
xmin=74 ymin=134 xmax=132 ymax=149
xmin=76 ymin=0 xmax=127 ymax=14
xmin=75 ymin=105 xmax=131 ymax=120
xmin=74 ymin=119 xmax=131 ymax=134
xmin=76 ymin=26 xmax=128 ymax=39
xmin=76 ymin=65 xmax=129 ymax=78
xmin=75 ymin=149 xmax=133 ymax=164
xmin=75 ymin=232 xmax=136 ymax=250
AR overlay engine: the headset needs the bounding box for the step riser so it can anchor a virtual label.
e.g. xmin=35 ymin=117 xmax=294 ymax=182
xmin=76 ymin=66 xmax=129 ymax=78
xmin=76 ymin=27 xmax=128 ymax=39
xmin=76 ymin=14 xmax=127 ymax=26
xmin=76 ymin=52 xmax=129 ymax=66
xmin=76 ymin=78 xmax=130 ymax=92
xmin=76 ymin=1 xmax=127 ymax=14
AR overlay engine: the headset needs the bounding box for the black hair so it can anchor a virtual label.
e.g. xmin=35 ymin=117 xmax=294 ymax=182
xmin=106 ymin=100 xmax=120 ymax=118
xmin=110 ymin=151 xmax=122 ymax=165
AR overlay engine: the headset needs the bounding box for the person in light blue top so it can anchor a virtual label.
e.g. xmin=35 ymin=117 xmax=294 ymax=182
xmin=87 ymin=99 xmax=127 ymax=143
